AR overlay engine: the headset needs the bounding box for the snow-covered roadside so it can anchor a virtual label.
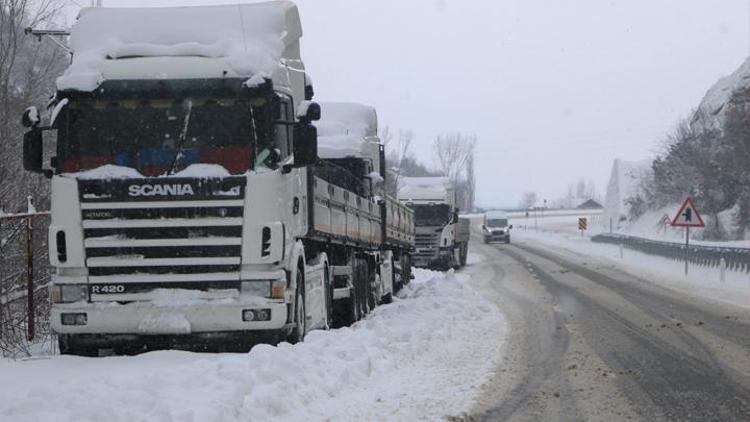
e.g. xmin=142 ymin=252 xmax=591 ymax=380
xmin=515 ymin=229 xmax=750 ymax=310
xmin=0 ymin=270 xmax=505 ymax=422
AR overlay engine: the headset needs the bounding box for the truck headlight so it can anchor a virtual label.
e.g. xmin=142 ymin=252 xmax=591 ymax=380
xmin=241 ymin=281 xmax=270 ymax=297
xmin=241 ymin=278 xmax=287 ymax=299
xmin=51 ymin=285 xmax=89 ymax=303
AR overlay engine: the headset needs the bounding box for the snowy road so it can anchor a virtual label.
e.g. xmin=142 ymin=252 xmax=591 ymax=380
xmin=463 ymin=226 xmax=750 ymax=421
xmin=0 ymin=270 xmax=505 ymax=422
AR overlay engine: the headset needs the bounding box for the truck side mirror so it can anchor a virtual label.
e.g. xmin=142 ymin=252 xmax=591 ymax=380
xmin=292 ymin=123 xmax=318 ymax=168
xmin=509 ymin=225 xmax=513 ymax=229
xmin=22 ymin=106 xmax=40 ymax=128
xmin=23 ymin=129 xmax=44 ymax=173
xmin=297 ymin=101 xmax=321 ymax=124
xmin=453 ymin=210 xmax=459 ymax=223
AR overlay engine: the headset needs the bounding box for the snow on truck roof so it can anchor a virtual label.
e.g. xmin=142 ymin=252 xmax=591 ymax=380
xmin=315 ymin=102 xmax=379 ymax=160
xmin=397 ymin=177 xmax=453 ymax=202
xmin=57 ymin=1 xmax=302 ymax=92
xmin=485 ymin=211 xmax=508 ymax=219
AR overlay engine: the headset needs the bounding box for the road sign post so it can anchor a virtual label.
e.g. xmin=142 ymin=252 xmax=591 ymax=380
xmin=670 ymin=197 xmax=705 ymax=277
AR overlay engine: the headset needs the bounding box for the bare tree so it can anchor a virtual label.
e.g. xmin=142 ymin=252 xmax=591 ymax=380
xmin=520 ymin=191 xmax=537 ymax=209
xmin=433 ymin=133 xmax=477 ymax=211
xmin=382 ymin=126 xmax=415 ymax=196
xmin=0 ymin=0 xmax=66 ymax=357
xmin=466 ymin=153 xmax=475 ymax=212
xmin=433 ymin=132 xmax=476 ymax=181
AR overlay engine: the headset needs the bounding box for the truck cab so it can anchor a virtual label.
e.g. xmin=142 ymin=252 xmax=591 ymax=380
xmin=482 ymin=211 xmax=512 ymax=244
xmin=397 ymin=177 xmax=466 ymax=270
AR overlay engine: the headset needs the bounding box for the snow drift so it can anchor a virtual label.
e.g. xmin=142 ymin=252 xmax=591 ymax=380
xmin=0 ymin=270 xmax=505 ymax=422
xmin=602 ymin=159 xmax=651 ymax=231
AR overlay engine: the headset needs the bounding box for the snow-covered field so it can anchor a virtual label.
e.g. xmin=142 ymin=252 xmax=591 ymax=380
xmin=514 ymin=227 xmax=750 ymax=310
xmin=0 ymin=269 xmax=505 ymax=422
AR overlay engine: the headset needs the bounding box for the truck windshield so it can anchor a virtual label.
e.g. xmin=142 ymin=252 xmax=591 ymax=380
xmin=412 ymin=204 xmax=452 ymax=226
xmin=487 ymin=218 xmax=508 ymax=227
xmin=56 ymin=96 xmax=273 ymax=176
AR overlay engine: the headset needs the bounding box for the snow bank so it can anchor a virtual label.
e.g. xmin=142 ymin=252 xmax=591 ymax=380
xmin=0 ymin=270 xmax=504 ymax=422
xmin=314 ymin=102 xmax=379 ymax=159
xmin=602 ymin=159 xmax=651 ymax=231
xmin=515 ymin=229 xmax=750 ymax=310
xmin=58 ymin=2 xmax=300 ymax=91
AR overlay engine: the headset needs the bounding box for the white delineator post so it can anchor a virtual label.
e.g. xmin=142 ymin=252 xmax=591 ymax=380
xmin=719 ymin=258 xmax=726 ymax=283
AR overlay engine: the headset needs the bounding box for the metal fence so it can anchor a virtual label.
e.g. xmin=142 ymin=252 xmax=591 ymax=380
xmin=591 ymin=233 xmax=750 ymax=272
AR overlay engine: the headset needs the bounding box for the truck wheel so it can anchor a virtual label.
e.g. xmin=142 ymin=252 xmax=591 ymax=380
xmin=324 ymin=264 xmax=332 ymax=329
xmin=367 ymin=262 xmax=377 ymax=311
xmin=460 ymin=244 xmax=468 ymax=267
xmin=287 ymin=269 xmax=306 ymax=344
xmin=382 ymin=257 xmax=395 ymax=304
xmin=358 ymin=259 xmax=370 ymax=316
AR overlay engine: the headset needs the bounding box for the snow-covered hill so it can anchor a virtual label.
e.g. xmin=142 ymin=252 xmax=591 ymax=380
xmin=693 ymin=57 xmax=750 ymax=130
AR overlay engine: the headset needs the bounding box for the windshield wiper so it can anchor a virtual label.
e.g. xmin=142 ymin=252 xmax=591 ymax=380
xmin=167 ymin=99 xmax=194 ymax=175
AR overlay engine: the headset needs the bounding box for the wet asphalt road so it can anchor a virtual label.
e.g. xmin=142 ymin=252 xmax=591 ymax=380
xmin=463 ymin=233 xmax=750 ymax=422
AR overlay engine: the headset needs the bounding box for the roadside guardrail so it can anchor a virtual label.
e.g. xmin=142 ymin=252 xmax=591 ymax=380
xmin=591 ymin=233 xmax=750 ymax=273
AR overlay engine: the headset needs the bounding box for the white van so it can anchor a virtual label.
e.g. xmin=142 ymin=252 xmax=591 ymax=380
xmin=482 ymin=211 xmax=512 ymax=243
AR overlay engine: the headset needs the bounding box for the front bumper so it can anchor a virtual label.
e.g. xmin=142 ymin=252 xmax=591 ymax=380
xmin=413 ymin=247 xmax=455 ymax=269
xmin=484 ymin=232 xmax=510 ymax=242
xmin=51 ymin=299 xmax=289 ymax=335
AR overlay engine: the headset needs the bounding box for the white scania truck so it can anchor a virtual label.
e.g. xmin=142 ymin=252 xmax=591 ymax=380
xmin=397 ymin=177 xmax=468 ymax=270
xmin=21 ymin=2 xmax=414 ymax=355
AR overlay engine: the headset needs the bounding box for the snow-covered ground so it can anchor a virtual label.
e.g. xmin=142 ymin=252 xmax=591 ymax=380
xmin=514 ymin=225 xmax=750 ymax=310
xmin=0 ymin=269 xmax=505 ymax=422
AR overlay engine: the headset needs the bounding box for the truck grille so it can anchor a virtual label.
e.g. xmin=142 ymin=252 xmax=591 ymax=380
xmin=415 ymin=231 xmax=440 ymax=260
xmin=78 ymin=177 xmax=246 ymax=280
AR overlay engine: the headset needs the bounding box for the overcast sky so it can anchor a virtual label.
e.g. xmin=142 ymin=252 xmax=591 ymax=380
xmin=67 ymin=0 xmax=750 ymax=207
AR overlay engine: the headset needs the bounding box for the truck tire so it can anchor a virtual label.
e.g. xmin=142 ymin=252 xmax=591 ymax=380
xmin=324 ymin=264 xmax=332 ymax=329
xmin=366 ymin=260 xmax=377 ymax=311
xmin=358 ymin=258 xmax=370 ymax=317
xmin=382 ymin=257 xmax=395 ymax=304
xmin=287 ymin=268 xmax=306 ymax=344
xmin=403 ymin=254 xmax=412 ymax=285
xmin=460 ymin=243 xmax=468 ymax=267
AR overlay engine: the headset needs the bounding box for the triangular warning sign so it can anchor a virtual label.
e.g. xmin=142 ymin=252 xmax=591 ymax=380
xmin=671 ymin=197 xmax=705 ymax=228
